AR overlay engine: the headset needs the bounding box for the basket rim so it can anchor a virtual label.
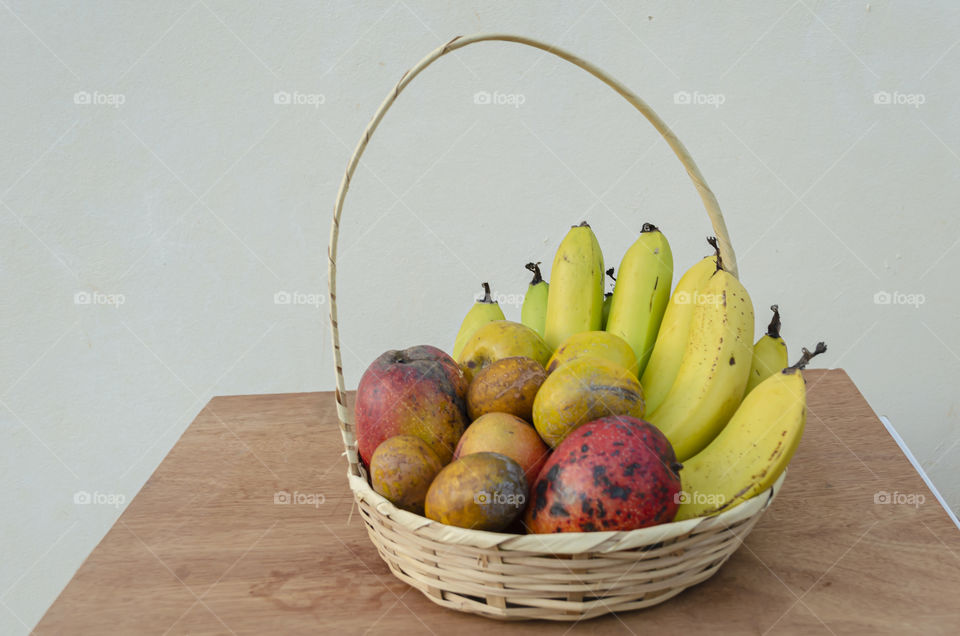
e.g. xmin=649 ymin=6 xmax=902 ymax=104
xmin=348 ymin=470 xmax=786 ymax=554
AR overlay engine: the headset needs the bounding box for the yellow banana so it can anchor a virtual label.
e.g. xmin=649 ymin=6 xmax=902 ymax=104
xmin=640 ymin=239 xmax=721 ymax=413
xmin=452 ymin=282 xmax=504 ymax=360
xmin=520 ymin=262 xmax=549 ymax=337
xmin=647 ymin=265 xmax=754 ymax=461
xmin=605 ymin=224 xmax=673 ymax=377
xmin=674 ymin=343 xmax=827 ymax=520
xmin=543 ymin=222 xmax=604 ymax=351
xmin=745 ymin=305 xmax=789 ymax=396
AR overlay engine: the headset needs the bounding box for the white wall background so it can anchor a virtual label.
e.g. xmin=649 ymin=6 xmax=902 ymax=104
xmin=2 ymin=1 xmax=958 ymax=631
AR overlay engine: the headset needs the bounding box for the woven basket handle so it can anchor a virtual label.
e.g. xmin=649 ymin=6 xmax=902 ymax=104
xmin=328 ymin=33 xmax=737 ymax=476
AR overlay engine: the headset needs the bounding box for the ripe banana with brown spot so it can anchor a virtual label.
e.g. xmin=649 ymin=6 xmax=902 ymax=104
xmin=647 ymin=263 xmax=754 ymax=461
xmin=640 ymin=238 xmax=721 ymax=413
xmin=674 ymin=343 xmax=826 ymax=520
xmin=745 ymin=304 xmax=789 ymax=395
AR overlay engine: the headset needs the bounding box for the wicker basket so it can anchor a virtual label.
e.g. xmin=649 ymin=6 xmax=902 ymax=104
xmin=327 ymin=33 xmax=786 ymax=621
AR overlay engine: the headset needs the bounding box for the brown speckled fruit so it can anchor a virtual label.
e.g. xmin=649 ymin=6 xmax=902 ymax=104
xmin=457 ymin=321 xmax=551 ymax=383
xmin=424 ymin=452 xmax=528 ymax=531
xmin=525 ymin=416 xmax=681 ymax=533
xmin=533 ymin=356 xmax=645 ymax=447
xmin=545 ymin=331 xmax=637 ymax=375
xmin=466 ymin=356 xmax=546 ymax=421
xmin=370 ymin=435 xmax=444 ymax=514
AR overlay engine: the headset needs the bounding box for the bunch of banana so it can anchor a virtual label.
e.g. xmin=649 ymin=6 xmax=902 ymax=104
xmin=605 ymin=224 xmax=673 ymax=376
xmin=647 ymin=257 xmax=755 ymax=461
xmin=543 ymin=222 xmax=604 ymax=351
xmin=520 ymin=262 xmax=549 ymax=337
xmin=674 ymin=343 xmax=827 ymax=520
xmin=640 ymin=239 xmax=721 ymax=413
xmin=600 ymin=268 xmax=615 ymax=329
xmin=452 ymin=282 xmax=504 ymax=360
xmin=745 ymin=305 xmax=788 ymax=395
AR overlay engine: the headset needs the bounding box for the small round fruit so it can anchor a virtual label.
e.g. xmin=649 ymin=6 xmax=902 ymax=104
xmin=466 ymin=356 xmax=546 ymax=421
xmin=533 ymin=356 xmax=645 ymax=447
xmin=458 ymin=321 xmax=551 ymax=383
xmin=370 ymin=435 xmax=444 ymax=514
xmin=454 ymin=412 xmax=550 ymax=486
xmin=525 ymin=416 xmax=681 ymax=533
xmin=425 ymin=452 xmax=528 ymax=531
xmin=546 ymin=331 xmax=637 ymax=375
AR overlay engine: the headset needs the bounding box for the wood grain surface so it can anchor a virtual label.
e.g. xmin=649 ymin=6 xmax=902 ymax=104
xmin=35 ymin=369 xmax=960 ymax=634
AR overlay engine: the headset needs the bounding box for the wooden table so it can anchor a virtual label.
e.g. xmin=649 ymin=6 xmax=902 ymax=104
xmin=36 ymin=369 xmax=960 ymax=634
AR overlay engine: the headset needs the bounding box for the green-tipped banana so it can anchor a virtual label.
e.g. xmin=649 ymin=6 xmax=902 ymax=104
xmin=605 ymin=224 xmax=673 ymax=376
xmin=543 ymin=222 xmax=604 ymax=351
xmin=600 ymin=268 xmax=615 ymax=329
xmin=640 ymin=238 xmax=721 ymax=413
xmin=520 ymin=262 xmax=549 ymax=337
xmin=648 ymin=261 xmax=755 ymax=461
xmin=452 ymin=282 xmax=504 ymax=360
xmin=675 ymin=343 xmax=826 ymax=520
xmin=745 ymin=305 xmax=789 ymax=396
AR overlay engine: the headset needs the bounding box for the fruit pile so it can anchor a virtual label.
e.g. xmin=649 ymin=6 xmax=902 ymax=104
xmin=354 ymin=222 xmax=826 ymax=534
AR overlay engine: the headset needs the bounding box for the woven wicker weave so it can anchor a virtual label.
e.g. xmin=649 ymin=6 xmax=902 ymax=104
xmin=327 ymin=33 xmax=785 ymax=620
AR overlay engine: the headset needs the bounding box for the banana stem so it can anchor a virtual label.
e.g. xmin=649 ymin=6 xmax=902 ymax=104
xmin=707 ymin=236 xmax=723 ymax=272
xmin=641 ymin=222 xmax=659 ymax=233
xmin=605 ymin=268 xmax=616 ymax=295
xmin=766 ymin=305 xmax=782 ymax=338
xmin=525 ymin=262 xmax=543 ymax=285
xmin=786 ymin=341 xmax=827 ymax=373
xmin=480 ymin=282 xmax=495 ymax=304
